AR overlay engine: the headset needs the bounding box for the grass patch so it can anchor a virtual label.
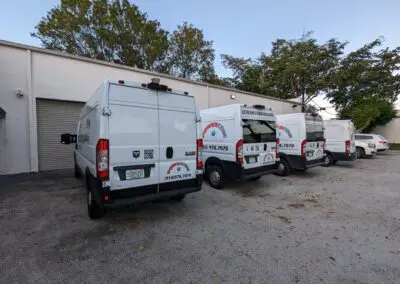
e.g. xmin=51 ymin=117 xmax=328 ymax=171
xmin=389 ymin=143 xmax=400 ymax=150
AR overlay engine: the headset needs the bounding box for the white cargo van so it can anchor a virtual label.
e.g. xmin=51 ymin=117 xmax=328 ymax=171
xmin=200 ymin=104 xmax=279 ymax=189
xmin=324 ymin=120 xmax=357 ymax=166
xmin=61 ymin=79 xmax=203 ymax=218
xmin=275 ymin=113 xmax=325 ymax=176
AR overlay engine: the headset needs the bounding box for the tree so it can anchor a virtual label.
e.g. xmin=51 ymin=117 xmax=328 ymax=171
xmin=31 ymin=0 xmax=169 ymax=70
xmin=164 ymin=22 xmax=216 ymax=81
xmin=222 ymin=32 xmax=346 ymax=111
xmin=327 ymin=38 xmax=400 ymax=131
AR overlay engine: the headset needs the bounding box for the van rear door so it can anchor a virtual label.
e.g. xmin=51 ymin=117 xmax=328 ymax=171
xmin=305 ymin=116 xmax=325 ymax=161
xmin=348 ymin=122 xmax=356 ymax=154
xmin=108 ymin=83 xmax=159 ymax=192
xmin=241 ymin=106 xmax=277 ymax=169
xmin=158 ymin=91 xmax=197 ymax=189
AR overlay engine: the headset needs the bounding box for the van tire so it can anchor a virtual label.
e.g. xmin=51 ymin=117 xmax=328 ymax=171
xmin=171 ymin=194 xmax=186 ymax=201
xmin=207 ymin=165 xmax=224 ymax=189
xmin=323 ymin=154 xmax=333 ymax=167
xmin=275 ymin=159 xmax=290 ymax=176
xmin=87 ymin=184 xmax=105 ymax=219
xmin=356 ymin=147 xmax=365 ymax=158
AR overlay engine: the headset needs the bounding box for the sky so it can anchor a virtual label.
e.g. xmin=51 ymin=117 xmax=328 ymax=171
xmin=1 ymin=0 xmax=400 ymax=117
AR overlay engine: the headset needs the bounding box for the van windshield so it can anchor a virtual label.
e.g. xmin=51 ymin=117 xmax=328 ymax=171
xmin=306 ymin=120 xmax=324 ymax=142
xmin=242 ymin=119 xmax=276 ymax=143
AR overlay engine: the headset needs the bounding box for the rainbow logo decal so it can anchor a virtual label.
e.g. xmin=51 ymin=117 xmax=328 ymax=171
xmin=167 ymin=162 xmax=190 ymax=174
xmin=203 ymin=122 xmax=227 ymax=138
xmin=277 ymin=125 xmax=293 ymax=138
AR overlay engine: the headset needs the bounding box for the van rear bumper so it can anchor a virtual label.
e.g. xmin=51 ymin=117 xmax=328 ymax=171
xmin=305 ymin=157 xmax=325 ymax=169
xmin=283 ymin=154 xmax=324 ymax=170
xmin=223 ymin=161 xmax=279 ymax=180
xmin=331 ymin=152 xmax=357 ymax=161
xmin=99 ymin=175 xmax=202 ymax=208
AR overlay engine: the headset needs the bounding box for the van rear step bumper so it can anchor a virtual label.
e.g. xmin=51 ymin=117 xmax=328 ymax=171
xmin=222 ymin=161 xmax=279 ymax=180
xmin=331 ymin=152 xmax=357 ymax=161
xmin=306 ymin=158 xmax=325 ymax=169
xmin=101 ymin=175 xmax=202 ymax=208
xmin=241 ymin=164 xmax=279 ymax=180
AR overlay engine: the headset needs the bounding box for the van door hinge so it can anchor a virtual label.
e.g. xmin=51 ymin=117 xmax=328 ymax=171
xmin=102 ymin=107 xmax=112 ymax=116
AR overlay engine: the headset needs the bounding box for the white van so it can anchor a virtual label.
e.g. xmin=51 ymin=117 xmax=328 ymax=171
xmin=200 ymin=104 xmax=279 ymax=189
xmin=275 ymin=113 xmax=325 ymax=176
xmin=61 ymin=79 xmax=203 ymax=218
xmin=324 ymin=120 xmax=357 ymax=166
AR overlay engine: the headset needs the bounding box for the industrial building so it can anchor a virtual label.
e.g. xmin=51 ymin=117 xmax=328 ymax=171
xmin=0 ymin=40 xmax=305 ymax=175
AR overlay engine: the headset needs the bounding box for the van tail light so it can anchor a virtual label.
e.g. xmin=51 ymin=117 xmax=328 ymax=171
xmin=345 ymin=140 xmax=351 ymax=154
xmin=301 ymin=139 xmax=307 ymax=157
xmin=96 ymin=139 xmax=109 ymax=180
xmin=236 ymin=139 xmax=244 ymax=165
xmin=323 ymin=138 xmax=326 ymax=151
xmin=276 ymin=138 xmax=280 ymax=158
xmin=196 ymin=139 xmax=203 ymax=169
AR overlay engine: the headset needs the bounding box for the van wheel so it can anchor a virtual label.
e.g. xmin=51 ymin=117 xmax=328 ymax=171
xmin=356 ymin=147 xmax=365 ymax=158
xmin=275 ymin=160 xmax=290 ymax=176
xmin=171 ymin=194 xmax=186 ymax=201
xmin=207 ymin=165 xmax=224 ymax=189
xmin=87 ymin=185 xmax=105 ymax=219
xmin=323 ymin=154 xmax=333 ymax=167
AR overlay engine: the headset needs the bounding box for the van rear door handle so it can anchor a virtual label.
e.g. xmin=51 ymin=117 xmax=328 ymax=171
xmin=166 ymin=147 xmax=173 ymax=159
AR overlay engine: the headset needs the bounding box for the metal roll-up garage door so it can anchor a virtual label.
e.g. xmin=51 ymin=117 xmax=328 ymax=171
xmin=37 ymin=99 xmax=84 ymax=171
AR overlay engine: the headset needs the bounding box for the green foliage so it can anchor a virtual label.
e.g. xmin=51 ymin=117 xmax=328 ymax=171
xmin=327 ymin=38 xmax=400 ymax=131
xmin=165 ymin=22 xmax=216 ymax=80
xmin=32 ymin=1 xmax=218 ymax=80
xmin=222 ymin=32 xmax=346 ymax=110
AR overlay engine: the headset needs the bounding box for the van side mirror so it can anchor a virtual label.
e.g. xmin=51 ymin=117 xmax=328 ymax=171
xmin=60 ymin=133 xmax=77 ymax=144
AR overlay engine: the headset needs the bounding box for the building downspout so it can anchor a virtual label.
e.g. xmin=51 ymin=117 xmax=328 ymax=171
xmin=27 ymin=50 xmax=38 ymax=172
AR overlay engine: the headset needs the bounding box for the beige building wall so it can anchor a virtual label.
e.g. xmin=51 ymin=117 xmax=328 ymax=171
xmin=1 ymin=40 xmax=301 ymax=174
xmin=0 ymin=46 xmax=31 ymax=174
xmin=373 ymin=117 xmax=400 ymax=143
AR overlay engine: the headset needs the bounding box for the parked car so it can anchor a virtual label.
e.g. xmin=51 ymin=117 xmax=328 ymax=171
xmin=354 ymin=134 xmax=389 ymax=152
xmin=355 ymin=139 xmax=376 ymax=158
xmin=61 ymin=79 xmax=203 ymax=218
xmin=323 ymin=120 xmax=357 ymax=166
xmin=200 ymin=104 xmax=279 ymax=189
xmin=274 ymin=113 xmax=325 ymax=176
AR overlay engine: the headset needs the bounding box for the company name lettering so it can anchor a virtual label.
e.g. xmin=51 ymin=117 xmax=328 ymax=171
xmin=165 ymin=173 xmax=192 ymax=181
xmin=241 ymin=110 xmax=273 ymax=117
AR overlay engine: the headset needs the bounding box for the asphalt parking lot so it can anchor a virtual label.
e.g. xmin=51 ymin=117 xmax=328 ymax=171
xmin=1 ymin=152 xmax=400 ymax=284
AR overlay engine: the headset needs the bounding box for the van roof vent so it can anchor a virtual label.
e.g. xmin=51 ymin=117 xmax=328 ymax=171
xmin=253 ymin=104 xmax=265 ymax=109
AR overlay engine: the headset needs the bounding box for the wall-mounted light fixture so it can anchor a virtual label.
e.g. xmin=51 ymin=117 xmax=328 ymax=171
xmin=292 ymin=104 xmax=298 ymax=108
xmin=230 ymin=94 xmax=236 ymax=99
xmin=15 ymin=89 xmax=24 ymax=98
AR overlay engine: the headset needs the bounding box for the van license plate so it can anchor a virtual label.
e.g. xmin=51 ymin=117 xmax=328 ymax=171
xmin=126 ymin=169 xmax=145 ymax=180
xmin=307 ymin=151 xmax=314 ymax=158
xmin=249 ymin=157 xmax=256 ymax=164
